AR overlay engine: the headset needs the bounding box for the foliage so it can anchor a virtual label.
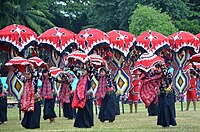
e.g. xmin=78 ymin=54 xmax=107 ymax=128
xmin=0 ymin=0 xmax=199 ymax=35
xmin=49 ymin=0 xmax=89 ymax=33
xmin=129 ymin=5 xmax=178 ymax=36
xmin=173 ymin=19 xmax=200 ymax=34
xmin=0 ymin=0 xmax=55 ymax=34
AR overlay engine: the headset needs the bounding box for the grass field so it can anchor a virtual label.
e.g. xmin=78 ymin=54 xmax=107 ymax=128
xmin=1 ymin=102 xmax=200 ymax=132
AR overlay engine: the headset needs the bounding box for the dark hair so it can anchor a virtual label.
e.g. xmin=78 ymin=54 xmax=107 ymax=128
xmin=99 ymin=67 xmax=106 ymax=73
xmin=94 ymin=49 xmax=99 ymax=54
xmin=190 ymin=69 xmax=195 ymax=75
xmin=42 ymin=69 xmax=48 ymax=74
xmin=81 ymin=65 xmax=89 ymax=72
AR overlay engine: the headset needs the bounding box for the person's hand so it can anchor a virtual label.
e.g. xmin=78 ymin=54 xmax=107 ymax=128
xmin=52 ymin=89 xmax=55 ymax=93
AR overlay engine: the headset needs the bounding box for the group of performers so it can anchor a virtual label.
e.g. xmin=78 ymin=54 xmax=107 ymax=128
xmin=2 ymin=54 xmax=200 ymax=129
xmin=128 ymin=62 xmax=177 ymax=127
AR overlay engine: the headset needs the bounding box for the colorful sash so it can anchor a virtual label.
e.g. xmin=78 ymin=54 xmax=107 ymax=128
xmin=58 ymin=82 xmax=70 ymax=103
xmin=21 ymin=80 xmax=35 ymax=112
xmin=72 ymin=75 xmax=88 ymax=108
xmin=40 ymin=77 xmax=53 ymax=99
xmin=139 ymin=74 xmax=161 ymax=108
xmin=95 ymin=76 xmax=107 ymax=106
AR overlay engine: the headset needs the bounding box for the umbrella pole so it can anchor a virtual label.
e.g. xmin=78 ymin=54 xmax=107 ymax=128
xmin=122 ymin=97 xmax=125 ymax=114
xmin=18 ymin=100 xmax=21 ymax=120
xmin=95 ymin=102 xmax=98 ymax=115
xmin=59 ymin=101 xmax=61 ymax=117
xmin=95 ymin=100 xmax=98 ymax=115
xmin=181 ymin=95 xmax=183 ymax=111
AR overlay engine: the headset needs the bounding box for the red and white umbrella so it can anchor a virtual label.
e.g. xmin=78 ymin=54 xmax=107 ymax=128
xmin=5 ymin=56 xmax=31 ymax=66
xmin=28 ymin=56 xmax=46 ymax=68
xmin=65 ymin=50 xmax=89 ymax=63
xmin=38 ymin=27 xmax=76 ymax=54
xmin=136 ymin=30 xmax=169 ymax=54
xmin=5 ymin=56 xmax=32 ymax=72
xmin=189 ymin=53 xmax=200 ymax=63
xmin=168 ymin=31 xmax=198 ymax=53
xmin=183 ymin=62 xmax=200 ymax=72
xmin=75 ymin=28 xmax=110 ymax=54
xmin=107 ymin=30 xmax=135 ymax=57
xmin=195 ymin=33 xmax=200 ymax=52
xmin=88 ymin=54 xmax=105 ymax=66
xmin=49 ymin=67 xmax=64 ymax=78
xmin=133 ymin=52 xmax=165 ymax=72
xmin=0 ymin=24 xmax=37 ymax=52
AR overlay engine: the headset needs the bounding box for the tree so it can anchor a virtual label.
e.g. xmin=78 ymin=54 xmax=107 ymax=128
xmin=0 ymin=0 xmax=55 ymax=34
xmin=140 ymin=0 xmax=191 ymax=20
xmin=87 ymin=0 xmax=120 ymax=32
xmin=49 ymin=0 xmax=89 ymax=34
xmin=173 ymin=19 xmax=200 ymax=34
xmin=87 ymin=0 xmax=138 ymax=32
xmin=129 ymin=5 xmax=178 ymax=36
xmin=135 ymin=0 xmax=200 ymax=34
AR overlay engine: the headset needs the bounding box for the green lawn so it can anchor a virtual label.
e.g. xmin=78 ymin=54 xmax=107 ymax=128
xmin=1 ymin=102 xmax=200 ymax=132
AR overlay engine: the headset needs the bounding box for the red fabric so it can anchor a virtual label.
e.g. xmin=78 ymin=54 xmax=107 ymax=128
xmin=107 ymin=30 xmax=135 ymax=56
xmin=190 ymin=78 xmax=197 ymax=88
xmin=168 ymin=31 xmax=198 ymax=53
xmin=40 ymin=77 xmax=53 ymax=99
xmin=38 ymin=27 xmax=75 ymax=53
xmin=0 ymin=93 xmax=4 ymax=98
xmin=97 ymin=98 xmax=103 ymax=107
xmin=139 ymin=74 xmax=161 ymax=107
xmin=187 ymin=77 xmax=197 ymax=102
xmin=0 ymin=24 xmax=37 ymax=52
xmin=187 ymin=90 xmax=197 ymax=102
xmin=58 ymin=82 xmax=70 ymax=103
xmin=190 ymin=53 xmax=200 ymax=63
xmin=21 ymin=80 xmax=35 ymax=112
xmin=106 ymin=87 xmax=114 ymax=93
xmin=128 ymin=93 xmax=138 ymax=104
xmin=95 ymin=77 xmax=107 ymax=100
xmin=128 ymin=79 xmax=140 ymax=104
xmin=133 ymin=53 xmax=164 ymax=72
xmin=133 ymin=79 xmax=140 ymax=93
xmin=32 ymin=51 xmax=36 ymax=57
xmin=136 ymin=30 xmax=168 ymax=53
xmin=75 ymin=28 xmax=109 ymax=54
xmin=72 ymin=75 xmax=88 ymax=109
